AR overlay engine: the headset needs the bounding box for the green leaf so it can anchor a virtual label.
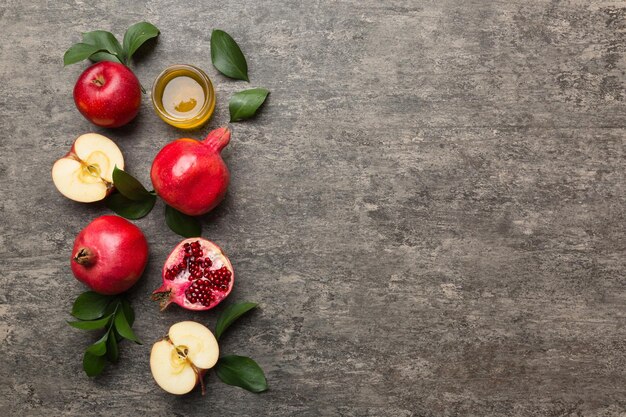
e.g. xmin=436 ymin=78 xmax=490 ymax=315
xmin=112 ymin=167 xmax=152 ymax=201
xmin=121 ymin=299 xmax=135 ymax=327
xmin=82 ymin=30 xmax=124 ymax=60
xmin=71 ymin=291 xmax=112 ymax=320
xmin=114 ymin=309 xmax=141 ymax=344
xmin=106 ymin=331 xmax=119 ymax=363
xmin=67 ymin=314 xmax=112 ymax=330
xmin=86 ymin=332 xmax=109 ymax=356
xmin=165 ymin=205 xmax=201 ymax=238
xmin=215 ymin=302 xmax=258 ymax=340
xmin=123 ymin=22 xmax=160 ymax=62
xmin=63 ymin=43 xmax=106 ymax=66
xmin=89 ymin=51 xmax=123 ymax=64
xmin=211 ymin=29 xmax=249 ymax=81
xmin=83 ymin=351 xmax=106 ymax=377
xmin=103 ymin=299 xmax=120 ymax=316
xmin=108 ymin=165 xmax=156 ymax=219
xmin=229 ymin=88 xmax=270 ymax=122
xmin=105 ymin=192 xmax=156 ymax=220
xmin=215 ymin=355 xmax=268 ymax=393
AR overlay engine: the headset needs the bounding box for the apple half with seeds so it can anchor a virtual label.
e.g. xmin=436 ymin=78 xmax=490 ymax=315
xmin=150 ymin=321 xmax=219 ymax=395
xmin=52 ymin=133 xmax=123 ymax=202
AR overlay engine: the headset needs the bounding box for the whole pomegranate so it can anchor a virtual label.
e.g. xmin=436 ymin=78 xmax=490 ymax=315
xmin=71 ymin=215 xmax=149 ymax=295
xmin=152 ymin=238 xmax=234 ymax=311
xmin=150 ymin=127 xmax=231 ymax=216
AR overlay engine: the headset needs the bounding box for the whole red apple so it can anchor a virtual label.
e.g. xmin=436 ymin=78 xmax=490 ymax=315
xmin=71 ymin=215 xmax=149 ymax=295
xmin=73 ymin=61 xmax=141 ymax=128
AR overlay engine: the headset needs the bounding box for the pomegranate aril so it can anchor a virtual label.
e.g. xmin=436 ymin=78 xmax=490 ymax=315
xmin=205 ymin=266 xmax=232 ymax=290
xmin=176 ymin=244 xmax=211 ymax=283
xmin=184 ymin=278 xmax=214 ymax=305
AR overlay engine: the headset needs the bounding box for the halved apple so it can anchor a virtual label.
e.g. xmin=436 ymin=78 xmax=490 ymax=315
xmin=52 ymin=133 xmax=124 ymax=202
xmin=150 ymin=321 xmax=219 ymax=395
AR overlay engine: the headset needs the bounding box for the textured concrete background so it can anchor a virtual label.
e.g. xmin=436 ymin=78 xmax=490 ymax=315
xmin=1 ymin=0 xmax=625 ymax=416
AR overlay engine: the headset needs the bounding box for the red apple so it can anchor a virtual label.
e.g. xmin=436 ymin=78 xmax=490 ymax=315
xmin=73 ymin=61 xmax=141 ymax=128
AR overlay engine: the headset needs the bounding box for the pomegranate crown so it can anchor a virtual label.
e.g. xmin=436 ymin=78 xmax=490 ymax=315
xmin=203 ymin=127 xmax=231 ymax=152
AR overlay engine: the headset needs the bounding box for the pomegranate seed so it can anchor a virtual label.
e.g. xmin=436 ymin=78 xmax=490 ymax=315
xmin=204 ymin=266 xmax=231 ymax=290
xmin=183 ymin=278 xmax=215 ymax=305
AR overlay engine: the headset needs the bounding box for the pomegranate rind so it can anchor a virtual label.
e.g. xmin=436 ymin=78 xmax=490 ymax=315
xmin=72 ymin=215 xmax=148 ymax=295
xmin=150 ymin=129 xmax=230 ymax=216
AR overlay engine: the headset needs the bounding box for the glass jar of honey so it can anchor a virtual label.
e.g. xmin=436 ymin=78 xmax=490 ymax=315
xmin=151 ymin=64 xmax=216 ymax=130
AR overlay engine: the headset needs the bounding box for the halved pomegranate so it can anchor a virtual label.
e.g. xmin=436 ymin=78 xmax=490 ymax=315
xmin=151 ymin=238 xmax=234 ymax=311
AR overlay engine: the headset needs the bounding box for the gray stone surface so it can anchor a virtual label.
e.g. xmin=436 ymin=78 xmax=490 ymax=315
xmin=1 ymin=0 xmax=625 ymax=416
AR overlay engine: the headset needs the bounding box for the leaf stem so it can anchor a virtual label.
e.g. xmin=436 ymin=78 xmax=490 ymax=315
xmin=103 ymin=299 xmax=120 ymax=340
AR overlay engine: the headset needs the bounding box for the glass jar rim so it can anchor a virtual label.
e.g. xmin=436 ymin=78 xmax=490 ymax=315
xmin=151 ymin=64 xmax=215 ymax=124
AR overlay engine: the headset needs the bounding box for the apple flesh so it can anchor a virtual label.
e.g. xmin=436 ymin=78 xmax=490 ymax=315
xmin=73 ymin=61 xmax=141 ymax=128
xmin=52 ymin=133 xmax=124 ymax=202
xmin=150 ymin=321 xmax=219 ymax=395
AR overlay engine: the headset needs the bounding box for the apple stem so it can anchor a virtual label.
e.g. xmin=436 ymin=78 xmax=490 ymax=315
xmin=92 ymin=75 xmax=106 ymax=87
xmin=191 ymin=363 xmax=206 ymax=396
xmin=73 ymin=248 xmax=94 ymax=266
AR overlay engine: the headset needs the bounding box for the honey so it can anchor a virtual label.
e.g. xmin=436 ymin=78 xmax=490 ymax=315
xmin=162 ymin=76 xmax=204 ymax=119
xmin=151 ymin=65 xmax=215 ymax=130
